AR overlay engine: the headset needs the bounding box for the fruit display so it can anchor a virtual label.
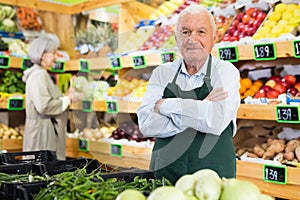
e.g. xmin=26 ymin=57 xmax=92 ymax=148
xmin=140 ymin=24 xmax=174 ymax=50
xmin=16 ymin=7 xmax=43 ymax=32
xmin=215 ymin=14 xmax=234 ymax=43
xmin=239 ymin=77 xmax=263 ymax=99
xmin=149 ymin=0 xmax=184 ymax=19
xmin=254 ymin=74 xmax=300 ymax=99
xmin=115 ymin=26 xmax=155 ymax=54
xmin=221 ymin=7 xmax=267 ymax=42
xmin=0 ymin=122 xmax=23 ymax=139
xmin=117 ymin=168 xmax=274 ymax=200
xmin=0 ymin=5 xmax=18 ymax=33
xmin=253 ymin=3 xmax=300 ymax=40
xmin=111 ymin=78 xmax=148 ymax=98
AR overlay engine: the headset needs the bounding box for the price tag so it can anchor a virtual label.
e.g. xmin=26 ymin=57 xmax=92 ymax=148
xmin=133 ymin=55 xmax=146 ymax=69
xmin=110 ymin=143 xmax=122 ymax=157
xmin=264 ymin=164 xmax=287 ymax=184
xmin=161 ymin=52 xmax=176 ymax=63
xmin=79 ymin=59 xmax=90 ymax=72
xmin=21 ymin=58 xmax=33 ymax=70
xmin=78 ymin=138 xmax=89 ymax=152
xmin=0 ymin=55 xmax=10 ymax=68
xmin=106 ymin=100 xmax=118 ymax=114
xmin=8 ymin=98 xmax=24 ymax=110
xmin=50 ymin=61 xmax=65 ymax=72
xmin=276 ymin=105 xmax=300 ymax=123
xmin=292 ymin=40 xmax=300 ymax=58
xmin=254 ymin=43 xmax=276 ymax=61
xmin=218 ymin=46 xmax=238 ymax=62
xmin=110 ymin=57 xmax=122 ymax=70
xmin=82 ymin=100 xmax=92 ymax=112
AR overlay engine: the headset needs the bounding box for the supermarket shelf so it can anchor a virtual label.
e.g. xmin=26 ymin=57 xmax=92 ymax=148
xmin=0 ymin=139 xmax=23 ymax=152
xmin=0 ymin=0 xmax=134 ymax=14
xmin=66 ymin=137 xmax=94 ymax=159
xmin=237 ymin=104 xmax=277 ymax=120
xmin=236 ymin=160 xmax=300 ymax=199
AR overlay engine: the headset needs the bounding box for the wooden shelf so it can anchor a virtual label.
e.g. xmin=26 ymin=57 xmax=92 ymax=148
xmin=0 ymin=139 xmax=23 ymax=152
xmin=236 ymin=160 xmax=300 ymax=199
xmin=237 ymin=104 xmax=277 ymax=120
xmin=0 ymin=0 xmax=134 ymax=14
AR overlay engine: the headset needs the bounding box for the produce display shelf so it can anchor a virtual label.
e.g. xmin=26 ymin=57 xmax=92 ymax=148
xmin=0 ymin=139 xmax=22 ymax=153
xmin=236 ymin=160 xmax=300 ymax=199
xmin=0 ymin=0 xmax=134 ymax=14
xmin=65 ymin=137 xmax=94 ymax=159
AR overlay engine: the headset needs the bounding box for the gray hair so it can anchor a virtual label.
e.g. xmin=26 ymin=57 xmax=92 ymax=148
xmin=28 ymin=36 xmax=59 ymax=65
xmin=175 ymin=4 xmax=216 ymax=36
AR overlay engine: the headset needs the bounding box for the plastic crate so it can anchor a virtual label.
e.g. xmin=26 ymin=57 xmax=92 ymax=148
xmin=0 ymin=163 xmax=45 ymax=176
xmin=0 ymin=181 xmax=47 ymax=200
xmin=0 ymin=150 xmax=57 ymax=164
xmin=100 ymin=169 xmax=155 ymax=183
xmin=40 ymin=158 xmax=100 ymax=175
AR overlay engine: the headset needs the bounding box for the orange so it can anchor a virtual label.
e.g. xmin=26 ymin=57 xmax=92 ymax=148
xmin=244 ymin=89 xmax=255 ymax=97
xmin=239 ymin=84 xmax=246 ymax=94
xmin=249 ymin=84 xmax=260 ymax=93
xmin=241 ymin=78 xmax=253 ymax=89
xmin=253 ymin=80 xmax=264 ymax=88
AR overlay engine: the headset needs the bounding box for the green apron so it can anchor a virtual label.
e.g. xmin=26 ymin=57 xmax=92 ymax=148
xmin=150 ymin=55 xmax=236 ymax=184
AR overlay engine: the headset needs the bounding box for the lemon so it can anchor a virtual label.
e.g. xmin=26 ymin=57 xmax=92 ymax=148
xmin=274 ymin=3 xmax=287 ymax=13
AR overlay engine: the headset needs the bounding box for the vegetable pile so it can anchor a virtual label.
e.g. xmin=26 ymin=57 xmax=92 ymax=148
xmin=0 ymin=5 xmax=18 ymax=33
xmin=0 ymin=70 xmax=25 ymax=93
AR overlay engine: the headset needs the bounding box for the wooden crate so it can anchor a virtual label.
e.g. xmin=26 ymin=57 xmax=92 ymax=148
xmin=88 ymin=140 xmax=152 ymax=170
xmin=0 ymin=139 xmax=23 ymax=152
xmin=236 ymin=160 xmax=300 ymax=199
xmin=66 ymin=137 xmax=94 ymax=159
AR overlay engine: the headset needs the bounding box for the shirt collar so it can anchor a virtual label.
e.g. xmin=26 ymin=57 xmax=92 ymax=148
xmin=180 ymin=56 xmax=210 ymax=77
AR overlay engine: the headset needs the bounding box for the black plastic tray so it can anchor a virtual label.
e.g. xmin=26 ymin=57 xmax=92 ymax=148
xmin=39 ymin=158 xmax=100 ymax=175
xmin=0 ymin=150 xmax=57 ymax=165
xmin=0 ymin=163 xmax=45 ymax=176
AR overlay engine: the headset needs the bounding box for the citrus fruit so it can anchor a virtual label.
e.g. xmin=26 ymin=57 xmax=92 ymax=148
xmin=241 ymin=78 xmax=252 ymax=89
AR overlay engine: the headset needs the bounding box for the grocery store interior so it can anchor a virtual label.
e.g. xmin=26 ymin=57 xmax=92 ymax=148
xmin=0 ymin=0 xmax=300 ymax=199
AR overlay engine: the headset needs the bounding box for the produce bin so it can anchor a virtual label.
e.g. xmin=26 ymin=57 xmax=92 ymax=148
xmin=0 ymin=163 xmax=45 ymax=175
xmin=0 ymin=150 xmax=57 ymax=164
xmin=39 ymin=158 xmax=100 ymax=175
xmin=100 ymin=169 xmax=155 ymax=182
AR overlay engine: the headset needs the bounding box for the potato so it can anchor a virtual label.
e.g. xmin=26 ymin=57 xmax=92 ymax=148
xmin=295 ymin=146 xmax=300 ymax=162
xmin=285 ymin=140 xmax=300 ymax=153
xmin=274 ymin=153 xmax=284 ymax=162
xmin=263 ymin=148 xmax=276 ymax=160
xmin=246 ymin=152 xmax=258 ymax=158
xmin=269 ymin=142 xmax=285 ymax=153
xmin=253 ymin=144 xmax=265 ymax=158
xmin=284 ymin=152 xmax=295 ymax=161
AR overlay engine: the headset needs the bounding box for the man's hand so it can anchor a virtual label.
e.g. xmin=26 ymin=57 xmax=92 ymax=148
xmin=154 ymin=98 xmax=165 ymax=113
xmin=205 ymin=88 xmax=228 ymax=101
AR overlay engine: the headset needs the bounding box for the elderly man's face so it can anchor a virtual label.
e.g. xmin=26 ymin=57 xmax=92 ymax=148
xmin=175 ymin=12 xmax=215 ymax=63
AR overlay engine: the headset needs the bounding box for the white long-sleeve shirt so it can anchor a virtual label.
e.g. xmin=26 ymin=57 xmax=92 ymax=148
xmin=137 ymin=56 xmax=240 ymax=138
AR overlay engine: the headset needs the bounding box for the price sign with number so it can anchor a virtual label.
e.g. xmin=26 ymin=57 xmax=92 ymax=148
xmin=80 ymin=59 xmax=90 ymax=72
xmin=21 ymin=58 xmax=33 ymax=70
xmin=78 ymin=138 xmax=89 ymax=152
xmin=82 ymin=100 xmax=92 ymax=112
xmin=276 ymin=105 xmax=299 ymax=123
xmin=110 ymin=57 xmax=122 ymax=70
xmin=110 ymin=144 xmax=122 ymax=157
xmin=8 ymin=98 xmax=24 ymax=110
xmin=106 ymin=100 xmax=118 ymax=114
xmin=264 ymin=164 xmax=287 ymax=184
xmin=293 ymin=40 xmax=300 ymax=58
xmin=0 ymin=55 xmax=10 ymax=68
xmin=161 ymin=52 xmax=176 ymax=63
xmin=218 ymin=46 xmax=238 ymax=62
xmin=50 ymin=61 xmax=65 ymax=72
xmin=254 ymin=43 xmax=276 ymax=61
xmin=133 ymin=55 xmax=146 ymax=69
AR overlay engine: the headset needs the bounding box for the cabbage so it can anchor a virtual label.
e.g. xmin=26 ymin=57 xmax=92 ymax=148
xmin=95 ymin=81 xmax=109 ymax=91
xmin=147 ymin=186 xmax=188 ymax=200
xmin=220 ymin=178 xmax=261 ymax=200
xmin=72 ymin=76 xmax=87 ymax=92
xmin=194 ymin=171 xmax=222 ymax=200
xmin=175 ymin=174 xmax=197 ymax=196
xmin=116 ymin=189 xmax=146 ymax=200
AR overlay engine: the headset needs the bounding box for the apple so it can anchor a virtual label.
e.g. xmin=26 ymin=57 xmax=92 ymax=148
xmin=242 ymin=14 xmax=251 ymax=24
xmin=294 ymin=82 xmax=300 ymax=92
xmin=278 ymin=78 xmax=290 ymax=89
xmin=269 ymin=75 xmax=282 ymax=83
xmin=254 ymin=89 xmax=266 ymax=98
xmin=236 ymin=13 xmax=244 ymax=22
xmin=283 ymin=74 xmax=296 ymax=86
xmin=266 ymin=89 xmax=280 ymax=98
xmin=261 ymin=85 xmax=272 ymax=92
xmin=246 ymin=7 xmax=255 ymax=17
xmin=287 ymin=87 xmax=298 ymax=96
xmin=265 ymin=80 xmax=277 ymax=88
xmin=273 ymin=83 xmax=287 ymax=94
xmin=238 ymin=23 xmax=245 ymax=32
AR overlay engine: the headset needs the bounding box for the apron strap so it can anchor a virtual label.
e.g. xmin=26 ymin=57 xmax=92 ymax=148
xmin=203 ymin=54 xmax=213 ymax=92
